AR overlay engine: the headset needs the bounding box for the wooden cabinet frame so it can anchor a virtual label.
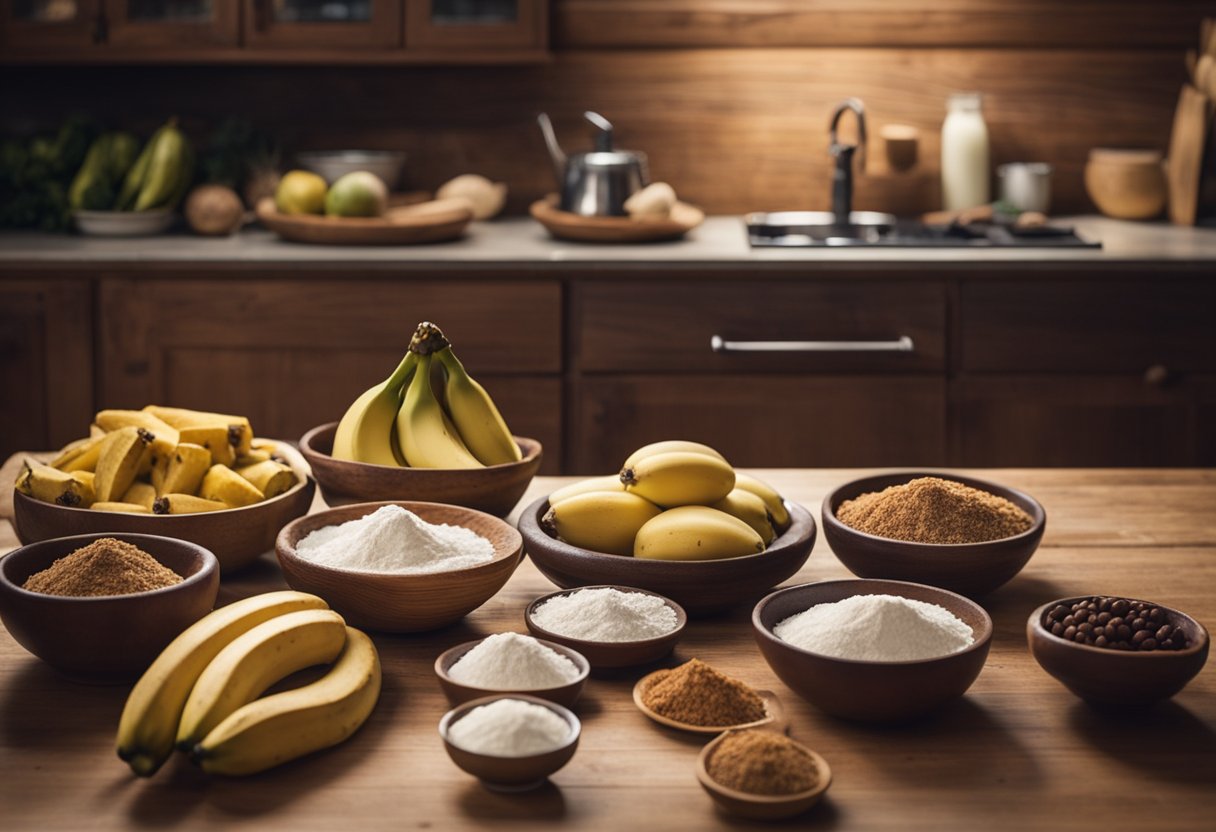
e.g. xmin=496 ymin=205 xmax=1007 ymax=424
xmin=405 ymin=0 xmax=545 ymax=51
xmin=104 ymin=0 xmax=239 ymax=47
xmin=0 ymin=0 xmax=102 ymax=48
xmin=242 ymin=0 xmax=401 ymax=49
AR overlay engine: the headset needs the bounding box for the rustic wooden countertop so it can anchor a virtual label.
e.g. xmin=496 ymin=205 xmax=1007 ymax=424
xmin=1 ymin=467 xmax=1214 ymax=830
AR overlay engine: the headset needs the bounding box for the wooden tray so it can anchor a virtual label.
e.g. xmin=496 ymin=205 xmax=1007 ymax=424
xmin=530 ymin=194 xmax=704 ymax=243
xmin=257 ymin=196 xmax=473 ymax=245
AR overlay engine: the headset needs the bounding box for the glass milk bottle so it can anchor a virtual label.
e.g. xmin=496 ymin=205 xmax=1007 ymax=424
xmin=941 ymin=93 xmax=991 ymax=211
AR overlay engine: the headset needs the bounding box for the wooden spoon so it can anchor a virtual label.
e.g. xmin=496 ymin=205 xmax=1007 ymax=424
xmin=632 ymin=668 xmax=783 ymax=735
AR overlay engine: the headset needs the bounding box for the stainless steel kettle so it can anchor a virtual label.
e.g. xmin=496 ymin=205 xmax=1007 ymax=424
xmin=537 ymin=111 xmax=649 ymax=216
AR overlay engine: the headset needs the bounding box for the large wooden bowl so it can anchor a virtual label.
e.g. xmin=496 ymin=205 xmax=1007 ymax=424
xmin=12 ymin=439 xmax=314 ymax=575
xmin=517 ymin=495 xmax=816 ymax=615
xmin=275 ymin=500 xmax=522 ymax=633
xmin=0 ymin=532 xmax=219 ymax=682
xmin=300 ymin=422 xmax=542 ymax=518
xmin=531 ymin=194 xmax=704 ymax=243
xmin=256 ymin=196 xmax=473 ymax=245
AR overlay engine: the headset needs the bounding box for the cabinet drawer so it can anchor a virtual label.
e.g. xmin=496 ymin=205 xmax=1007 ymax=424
xmin=577 ymin=281 xmax=946 ymax=373
xmin=961 ymin=279 xmax=1216 ymax=373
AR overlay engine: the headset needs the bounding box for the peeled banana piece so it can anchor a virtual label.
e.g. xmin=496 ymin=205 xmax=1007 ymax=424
xmin=622 ymin=440 xmax=727 ymax=471
xmin=18 ymin=458 xmax=94 ymax=508
xmin=177 ymin=424 xmax=237 ymax=467
xmin=435 ymin=346 xmax=521 ymax=466
xmin=733 ymin=472 xmax=791 ymax=531
xmin=543 ymin=490 xmax=662 ymax=556
xmin=94 ymin=409 xmax=179 ymax=459
xmin=332 ymin=351 xmax=417 ymax=466
xmin=634 ymin=506 xmax=766 ymax=561
xmin=199 ymin=464 xmax=264 ymax=508
xmin=144 ymin=406 xmax=253 ymax=456
xmin=94 ymin=426 xmax=154 ymax=503
xmin=235 ymin=460 xmax=296 ymax=499
xmin=92 ymin=501 xmax=151 ymax=514
xmin=396 ymin=354 xmax=483 ymax=469
xmin=547 ymin=474 xmax=625 ymax=507
xmin=153 ymin=493 xmax=229 ymax=515
xmin=121 ymin=481 xmax=158 ymax=511
xmin=712 ymin=488 xmax=776 ymax=545
xmin=621 ymin=451 xmax=736 ymax=508
xmin=153 ymin=442 xmax=212 ymax=497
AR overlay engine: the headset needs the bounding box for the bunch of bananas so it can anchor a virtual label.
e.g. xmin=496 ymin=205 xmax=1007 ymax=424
xmin=543 ymin=440 xmax=793 ymax=561
xmin=333 ymin=321 xmax=522 ymax=469
xmin=18 ymin=405 xmax=296 ymax=515
xmin=114 ymin=118 xmax=194 ymax=212
xmin=68 ymin=131 xmax=139 ymax=211
xmin=117 ymin=591 xmax=381 ymax=777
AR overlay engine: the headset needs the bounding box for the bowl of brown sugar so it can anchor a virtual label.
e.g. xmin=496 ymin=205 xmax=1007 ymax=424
xmin=821 ymin=472 xmax=1045 ymax=597
xmin=0 ymin=533 xmax=219 ymax=682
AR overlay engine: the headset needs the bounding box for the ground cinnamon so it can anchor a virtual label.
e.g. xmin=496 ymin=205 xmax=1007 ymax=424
xmin=642 ymin=659 xmax=766 ymax=727
xmin=707 ymin=729 xmax=819 ymax=796
xmin=23 ymin=538 xmax=182 ymax=597
xmin=836 ymin=476 xmax=1032 ymax=544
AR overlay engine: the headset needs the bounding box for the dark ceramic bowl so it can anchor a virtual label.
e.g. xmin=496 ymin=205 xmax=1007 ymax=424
xmin=524 ymin=585 xmax=687 ymax=669
xmin=276 ymin=500 xmax=522 ymax=633
xmin=518 ymin=495 xmax=817 ymax=615
xmin=439 ymin=694 xmax=580 ymax=792
xmin=696 ymin=729 xmax=832 ymax=820
xmin=1027 ymin=596 xmax=1210 ymax=706
xmin=434 ymin=635 xmax=590 ymax=707
xmin=299 ymin=422 xmax=542 ymax=517
xmin=821 ymin=471 xmax=1046 ymax=597
xmin=752 ymin=579 xmax=993 ymax=723
xmin=0 ymin=532 xmax=219 ymax=682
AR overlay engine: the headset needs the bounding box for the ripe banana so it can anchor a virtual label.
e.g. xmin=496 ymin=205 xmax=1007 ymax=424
xmin=58 ymin=436 xmax=105 ymax=473
xmin=235 ymin=449 xmax=272 ymax=466
xmin=199 ymin=464 xmax=264 ymax=508
xmin=191 ymin=626 xmax=381 ymax=776
xmin=49 ymin=435 xmax=102 ymax=470
xmin=234 ymin=460 xmax=296 ymax=499
xmin=17 ymin=458 xmax=94 ymax=507
xmin=121 ymin=481 xmax=158 ymax=511
xmin=634 ymin=506 xmax=766 ymax=561
xmin=94 ymin=426 xmax=153 ymax=503
xmin=177 ymin=424 xmax=237 ymax=467
xmin=622 ymin=440 xmax=727 ymax=471
xmin=547 ymin=474 xmax=625 ymax=507
xmin=92 ymin=501 xmax=151 ymax=514
xmin=134 ymin=120 xmax=189 ymax=212
xmin=396 ymin=354 xmax=483 ymax=469
xmin=176 ymin=609 xmax=347 ymax=749
xmin=153 ymin=493 xmax=229 ymax=515
xmin=542 ymin=490 xmax=662 ymax=556
xmin=144 ymin=406 xmax=253 ymax=456
xmin=435 ymin=346 xmax=521 ymax=466
xmin=332 ymin=351 xmax=418 ymax=466
xmin=621 ymin=451 xmax=736 ymax=508
xmin=116 ymin=590 xmax=330 ymax=777
xmin=115 ymin=125 xmax=164 ymax=210
xmin=94 ymin=409 xmax=179 ymax=459
xmin=733 ymin=472 xmax=791 ymax=531
xmin=153 ymin=442 xmax=212 ymax=496
xmin=712 ymin=488 xmax=776 ymax=545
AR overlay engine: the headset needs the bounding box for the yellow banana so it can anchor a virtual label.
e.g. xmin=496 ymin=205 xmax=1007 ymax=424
xmin=94 ymin=409 xmax=179 ymax=459
xmin=94 ymin=426 xmax=153 ymax=503
xmin=234 ymin=459 xmax=296 ymax=499
xmin=634 ymin=506 xmax=765 ymax=561
xmin=91 ymin=501 xmax=151 ymax=514
xmin=177 ymin=424 xmax=237 ymax=467
xmin=712 ymin=488 xmax=776 ymax=545
xmin=143 ymin=406 xmax=253 ymax=456
xmin=176 ymin=609 xmax=347 ymax=750
xmin=396 ymin=353 xmax=483 ymax=469
xmin=435 ymin=345 xmax=521 ymax=466
xmin=17 ymin=458 xmax=94 ymax=507
xmin=542 ymin=490 xmax=662 ymax=555
xmin=152 ymin=493 xmax=229 ymax=515
xmin=733 ymin=472 xmax=791 ymax=531
xmin=622 ymin=440 xmax=727 ymax=471
xmin=199 ymin=464 xmax=264 ymax=508
xmin=332 ymin=351 xmax=417 ymax=466
xmin=621 ymin=451 xmax=736 ymax=508
xmin=49 ymin=435 xmax=100 ymax=470
xmin=153 ymin=442 xmax=212 ymax=496
xmin=191 ymin=626 xmax=380 ymax=776
xmin=121 ymin=481 xmax=158 ymax=511
xmin=134 ymin=120 xmax=187 ymax=211
xmin=69 ymin=470 xmax=95 ymax=491
xmin=234 ymin=449 xmax=272 ymax=466
xmin=116 ymin=591 xmax=330 ymax=777
xmin=547 ymin=474 xmax=625 ymax=507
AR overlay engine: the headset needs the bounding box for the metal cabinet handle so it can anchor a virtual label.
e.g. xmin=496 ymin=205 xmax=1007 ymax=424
xmin=710 ymin=335 xmax=914 ymax=353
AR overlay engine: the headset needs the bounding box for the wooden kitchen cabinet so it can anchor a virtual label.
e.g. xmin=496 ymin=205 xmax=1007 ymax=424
xmin=242 ymin=0 xmax=401 ymax=49
xmin=0 ymin=0 xmax=102 ymax=48
xmin=103 ymin=0 xmax=239 ymax=47
xmin=405 ymin=0 xmax=547 ymax=53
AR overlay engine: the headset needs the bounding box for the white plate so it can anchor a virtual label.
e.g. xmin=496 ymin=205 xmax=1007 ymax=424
xmin=73 ymin=210 xmax=175 ymax=237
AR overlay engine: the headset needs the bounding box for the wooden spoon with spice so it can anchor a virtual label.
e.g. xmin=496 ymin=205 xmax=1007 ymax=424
xmin=631 ymin=658 xmax=785 ymax=735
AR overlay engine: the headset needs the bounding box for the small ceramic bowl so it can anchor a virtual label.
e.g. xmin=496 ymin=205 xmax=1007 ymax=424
xmin=13 ymin=438 xmax=314 ymax=574
xmin=434 ymin=635 xmax=590 ymax=707
xmin=524 ymin=585 xmax=687 ymax=669
xmin=0 ymin=532 xmax=219 ymax=682
xmin=518 ymin=495 xmax=817 ymax=615
xmin=73 ymin=209 xmax=174 ymax=237
xmin=696 ymin=729 xmax=832 ymax=821
xmin=439 ymin=694 xmax=580 ymax=792
xmin=753 ymin=579 xmax=993 ymax=723
xmin=299 ymin=422 xmax=542 ymax=517
xmin=821 ymin=471 xmax=1045 ymax=597
xmin=1027 ymin=596 xmax=1210 ymax=706
xmin=275 ymin=500 xmax=522 ymax=633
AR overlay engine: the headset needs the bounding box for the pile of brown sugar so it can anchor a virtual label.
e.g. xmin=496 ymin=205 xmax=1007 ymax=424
xmin=707 ymin=729 xmax=819 ymax=796
xmin=642 ymin=659 xmax=766 ymax=727
xmin=836 ymin=476 xmax=1033 ymax=544
xmin=23 ymin=538 xmax=183 ymax=597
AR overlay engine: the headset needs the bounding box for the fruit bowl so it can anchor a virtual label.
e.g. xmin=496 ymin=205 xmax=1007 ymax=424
xmin=517 ymin=495 xmax=817 ymax=615
xmin=12 ymin=440 xmax=314 ymax=574
xmin=73 ymin=209 xmax=174 ymax=237
xmin=299 ymin=422 xmax=542 ymax=517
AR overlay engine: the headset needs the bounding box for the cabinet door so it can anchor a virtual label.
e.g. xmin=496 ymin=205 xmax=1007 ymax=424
xmin=405 ymin=0 xmax=545 ymax=51
xmin=1 ymin=0 xmax=102 ymax=48
xmin=104 ymin=0 xmax=239 ymax=47
xmin=243 ymin=0 xmax=399 ymax=48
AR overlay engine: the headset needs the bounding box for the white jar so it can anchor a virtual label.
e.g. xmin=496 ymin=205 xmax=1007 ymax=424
xmin=941 ymin=93 xmax=990 ymax=211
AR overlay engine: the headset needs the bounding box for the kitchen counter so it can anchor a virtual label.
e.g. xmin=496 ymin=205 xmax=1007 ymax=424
xmin=1 ymin=466 xmax=1213 ymax=830
xmin=2 ymin=216 xmax=1215 ymax=272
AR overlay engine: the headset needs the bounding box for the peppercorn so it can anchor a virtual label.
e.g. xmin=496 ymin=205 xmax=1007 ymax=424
xmin=1043 ymin=597 xmax=1189 ymax=652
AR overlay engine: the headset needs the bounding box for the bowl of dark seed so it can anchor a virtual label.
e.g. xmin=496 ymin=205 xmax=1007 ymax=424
xmin=1028 ymin=595 xmax=1209 ymax=706
xmin=822 ymin=472 xmax=1045 ymax=597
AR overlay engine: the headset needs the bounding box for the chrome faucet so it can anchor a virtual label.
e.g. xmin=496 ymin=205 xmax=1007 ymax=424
xmin=828 ymin=98 xmax=867 ymax=225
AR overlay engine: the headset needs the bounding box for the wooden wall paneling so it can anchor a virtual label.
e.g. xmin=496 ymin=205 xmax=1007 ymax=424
xmin=41 ymin=278 xmax=94 ymax=447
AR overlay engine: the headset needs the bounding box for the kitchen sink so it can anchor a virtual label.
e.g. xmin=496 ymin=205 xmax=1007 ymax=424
xmin=746 ymin=211 xmax=1100 ymax=248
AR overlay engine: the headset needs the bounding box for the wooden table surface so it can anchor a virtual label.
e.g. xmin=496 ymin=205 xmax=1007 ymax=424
xmin=1 ymin=467 xmax=1214 ymax=830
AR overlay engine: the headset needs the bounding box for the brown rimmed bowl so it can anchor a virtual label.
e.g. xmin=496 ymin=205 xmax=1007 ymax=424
xmin=821 ymin=471 xmax=1046 ymax=597
xmin=299 ymin=422 xmax=542 ymax=517
xmin=439 ymin=694 xmax=580 ymax=792
xmin=434 ymin=635 xmax=590 ymax=707
xmin=517 ymin=495 xmax=816 ymax=615
xmin=753 ymin=579 xmax=993 ymax=723
xmin=275 ymin=500 xmax=522 ymax=633
xmin=0 ymin=532 xmax=219 ymax=682
xmin=12 ymin=438 xmax=314 ymax=574
xmin=696 ymin=729 xmax=832 ymax=820
xmin=524 ymin=585 xmax=687 ymax=669
xmin=1027 ymin=595 xmax=1210 ymax=706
